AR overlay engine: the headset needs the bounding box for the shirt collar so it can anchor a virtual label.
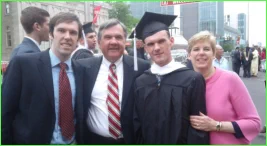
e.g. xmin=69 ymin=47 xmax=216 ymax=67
xmin=49 ymin=49 xmax=72 ymax=71
xmin=102 ymin=55 xmax=123 ymax=68
xmin=151 ymin=59 xmax=185 ymax=75
xmin=24 ymin=36 xmax=40 ymax=50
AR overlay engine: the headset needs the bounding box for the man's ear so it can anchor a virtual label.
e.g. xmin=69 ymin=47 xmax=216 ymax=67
xmin=33 ymin=22 xmax=41 ymax=31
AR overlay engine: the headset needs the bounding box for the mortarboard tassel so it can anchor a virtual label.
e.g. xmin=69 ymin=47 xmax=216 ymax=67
xmin=82 ymin=29 xmax=88 ymax=49
xmin=133 ymin=29 xmax=138 ymax=71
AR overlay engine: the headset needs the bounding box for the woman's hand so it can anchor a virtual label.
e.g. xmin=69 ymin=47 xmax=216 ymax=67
xmin=190 ymin=112 xmax=217 ymax=132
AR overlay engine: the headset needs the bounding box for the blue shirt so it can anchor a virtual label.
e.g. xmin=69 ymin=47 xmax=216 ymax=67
xmin=213 ymin=57 xmax=229 ymax=71
xmin=49 ymin=50 xmax=76 ymax=144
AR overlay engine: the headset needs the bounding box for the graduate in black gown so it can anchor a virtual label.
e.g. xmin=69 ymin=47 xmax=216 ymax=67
xmin=132 ymin=12 xmax=209 ymax=144
xmin=72 ymin=22 xmax=96 ymax=60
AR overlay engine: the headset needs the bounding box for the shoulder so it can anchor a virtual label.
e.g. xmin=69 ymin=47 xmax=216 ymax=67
xmin=76 ymin=56 xmax=101 ymax=67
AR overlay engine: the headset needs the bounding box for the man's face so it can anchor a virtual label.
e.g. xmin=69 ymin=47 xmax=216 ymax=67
xmin=86 ymin=32 xmax=97 ymax=50
xmin=50 ymin=21 xmax=79 ymax=59
xmin=98 ymin=24 xmax=125 ymax=63
xmin=144 ymin=30 xmax=173 ymax=67
xmin=39 ymin=17 xmax=50 ymax=41
xmin=215 ymin=47 xmax=224 ymax=58
xmin=136 ymin=39 xmax=144 ymax=49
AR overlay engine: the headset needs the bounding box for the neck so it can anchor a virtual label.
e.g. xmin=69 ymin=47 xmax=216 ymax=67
xmin=51 ymin=47 xmax=70 ymax=62
xmin=216 ymin=56 xmax=221 ymax=60
xmin=196 ymin=66 xmax=215 ymax=80
xmin=26 ymin=33 xmax=41 ymax=45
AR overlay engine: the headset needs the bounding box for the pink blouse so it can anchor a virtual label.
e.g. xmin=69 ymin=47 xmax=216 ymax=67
xmin=206 ymin=68 xmax=261 ymax=144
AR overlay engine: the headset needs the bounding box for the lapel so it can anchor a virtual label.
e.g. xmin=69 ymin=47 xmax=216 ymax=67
xmin=84 ymin=56 xmax=102 ymax=116
xmin=37 ymin=50 xmax=55 ymax=109
xmin=121 ymin=55 xmax=134 ymax=111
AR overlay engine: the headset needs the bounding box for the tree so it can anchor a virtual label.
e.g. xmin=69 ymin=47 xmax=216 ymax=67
xmin=107 ymin=2 xmax=139 ymax=34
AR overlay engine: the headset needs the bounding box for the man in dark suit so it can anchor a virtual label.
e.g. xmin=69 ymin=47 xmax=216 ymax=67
xmin=2 ymin=12 xmax=84 ymax=144
xmin=232 ymin=47 xmax=242 ymax=75
xmin=72 ymin=22 xmax=97 ymax=60
xmin=77 ymin=19 xmax=150 ymax=144
xmin=10 ymin=6 xmax=50 ymax=60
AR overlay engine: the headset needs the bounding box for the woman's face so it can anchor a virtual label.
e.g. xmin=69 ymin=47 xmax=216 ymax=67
xmin=189 ymin=41 xmax=215 ymax=71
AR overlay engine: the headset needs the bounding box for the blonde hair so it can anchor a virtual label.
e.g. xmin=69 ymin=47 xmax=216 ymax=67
xmin=188 ymin=31 xmax=216 ymax=54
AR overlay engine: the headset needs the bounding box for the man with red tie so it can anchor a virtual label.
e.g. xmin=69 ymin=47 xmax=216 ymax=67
xmin=2 ymin=12 xmax=84 ymax=144
xmin=76 ymin=19 xmax=150 ymax=144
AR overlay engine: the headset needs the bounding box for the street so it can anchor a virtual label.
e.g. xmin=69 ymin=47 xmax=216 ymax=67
xmin=239 ymin=70 xmax=266 ymax=144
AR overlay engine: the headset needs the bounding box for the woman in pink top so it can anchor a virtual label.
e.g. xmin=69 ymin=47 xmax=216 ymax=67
xmin=187 ymin=31 xmax=261 ymax=144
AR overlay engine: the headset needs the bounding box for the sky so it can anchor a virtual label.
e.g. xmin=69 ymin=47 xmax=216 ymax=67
xmin=224 ymin=1 xmax=266 ymax=46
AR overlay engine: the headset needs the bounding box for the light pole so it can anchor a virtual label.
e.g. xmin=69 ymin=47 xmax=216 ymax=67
xmin=247 ymin=1 xmax=249 ymax=46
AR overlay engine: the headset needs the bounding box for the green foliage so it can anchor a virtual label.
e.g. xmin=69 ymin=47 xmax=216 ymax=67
xmin=107 ymin=2 xmax=140 ymax=34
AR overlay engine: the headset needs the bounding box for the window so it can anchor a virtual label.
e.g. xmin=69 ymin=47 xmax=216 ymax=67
xmin=5 ymin=3 xmax=10 ymax=14
xmin=6 ymin=26 xmax=12 ymax=47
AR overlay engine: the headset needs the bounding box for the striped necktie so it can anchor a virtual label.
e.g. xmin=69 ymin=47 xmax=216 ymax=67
xmin=107 ymin=63 xmax=121 ymax=139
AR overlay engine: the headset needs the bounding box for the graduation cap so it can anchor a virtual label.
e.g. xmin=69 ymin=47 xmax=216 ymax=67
xmin=83 ymin=22 xmax=94 ymax=34
xmin=129 ymin=12 xmax=177 ymax=40
xmin=128 ymin=12 xmax=177 ymax=71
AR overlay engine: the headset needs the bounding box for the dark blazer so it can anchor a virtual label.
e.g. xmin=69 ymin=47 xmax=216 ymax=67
xmin=10 ymin=37 xmax=41 ymax=60
xmin=76 ymin=55 xmax=150 ymax=144
xmin=1 ymin=50 xmax=84 ymax=144
xmin=72 ymin=49 xmax=94 ymax=60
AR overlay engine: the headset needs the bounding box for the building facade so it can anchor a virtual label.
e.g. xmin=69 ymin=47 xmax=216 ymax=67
xmin=238 ymin=13 xmax=246 ymax=40
xmin=198 ymin=2 xmax=224 ymax=38
xmin=1 ymin=2 xmax=110 ymax=61
xmin=129 ymin=2 xmax=174 ymax=19
xmin=180 ymin=2 xmax=224 ymax=41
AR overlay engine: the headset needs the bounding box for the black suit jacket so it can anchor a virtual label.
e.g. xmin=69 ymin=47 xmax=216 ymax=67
xmin=10 ymin=37 xmax=41 ymax=60
xmin=76 ymin=55 xmax=150 ymax=144
xmin=2 ymin=50 xmax=84 ymax=144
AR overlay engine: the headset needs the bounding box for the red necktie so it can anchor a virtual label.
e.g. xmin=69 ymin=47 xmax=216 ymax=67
xmin=59 ymin=63 xmax=75 ymax=140
xmin=107 ymin=64 xmax=121 ymax=139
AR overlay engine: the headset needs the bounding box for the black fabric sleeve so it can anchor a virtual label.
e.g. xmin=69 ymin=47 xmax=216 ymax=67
xmin=72 ymin=49 xmax=93 ymax=60
xmin=187 ymin=73 xmax=210 ymax=144
xmin=133 ymin=81 xmax=144 ymax=144
xmin=1 ymin=57 xmax=23 ymax=144
xmin=232 ymin=121 xmax=245 ymax=138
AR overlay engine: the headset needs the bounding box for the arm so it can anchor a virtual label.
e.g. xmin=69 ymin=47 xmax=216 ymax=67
xmin=133 ymin=81 xmax=144 ymax=144
xmin=187 ymin=73 xmax=209 ymax=144
xmin=2 ymin=57 xmax=23 ymax=144
xmin=229 ymin=72 xmax=261 ymax=142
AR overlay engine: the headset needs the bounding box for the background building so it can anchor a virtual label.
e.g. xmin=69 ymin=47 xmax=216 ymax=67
xmin=1 ymin=2 xmax=110 ymax=61
xmin=180 ymin=2 xmax=224 ymax=40
xmin=129 ymin=2 xmax=174 ymax=19
xmin=238 ymin=13 xmax=246 ymax=40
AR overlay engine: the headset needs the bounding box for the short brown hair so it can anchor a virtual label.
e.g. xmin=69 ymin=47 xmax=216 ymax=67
xmin=49 ymin=12 xmax=82 ymax=39
xmin=98 ymin=19 xmax=127 ymax=41
xmin=20 ymin=6 xmax=50 ymax=34
xmin=188 ymin=31 xmax=216 ymax=54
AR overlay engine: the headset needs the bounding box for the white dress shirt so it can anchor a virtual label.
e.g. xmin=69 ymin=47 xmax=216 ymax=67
xmin=87 ymin=56 xmax=124 ymax=138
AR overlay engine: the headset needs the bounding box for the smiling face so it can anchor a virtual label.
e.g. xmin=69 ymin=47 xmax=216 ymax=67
xmin=189 ymin=40 xmax=215 ymax=72
xmin=98 ymin=24 xmax=126 ymax=63
xmin=50 ymin=21 xmax=79 ymax=61
xmin=144 ymin=30 xmax=173 ymax=67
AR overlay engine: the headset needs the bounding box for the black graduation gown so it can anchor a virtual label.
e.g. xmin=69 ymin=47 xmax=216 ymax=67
xmin=72 ymin=48 xmax=94 ymax=60
xmin=134 ymin=67 xmax=209 ymax=144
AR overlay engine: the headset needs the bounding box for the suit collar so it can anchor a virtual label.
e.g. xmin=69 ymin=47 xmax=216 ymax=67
xmin=24 ymin=36 xmax=40 ymax=50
